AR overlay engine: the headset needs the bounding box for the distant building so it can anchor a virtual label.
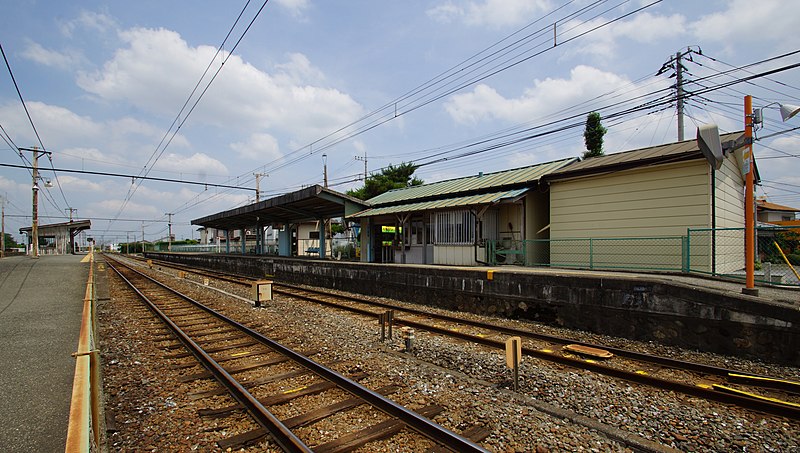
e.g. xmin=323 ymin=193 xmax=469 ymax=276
xmin=757 ymin=198 xmax=800 ymax=224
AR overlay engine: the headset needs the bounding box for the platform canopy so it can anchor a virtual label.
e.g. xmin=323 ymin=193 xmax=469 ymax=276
xmin=19 ymin=219 xmax=91 ymax=236
xmin=191 ymin=184 xmax=368 ymax=230
xmin=19 ymin=219 xmax=92 ymax=255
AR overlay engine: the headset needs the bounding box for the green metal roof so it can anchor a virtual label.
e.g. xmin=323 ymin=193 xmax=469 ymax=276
xmin=349 ymin=188 xmax=528 ymax=218
xmin=366 ymin=158 xmax=577 ymax=207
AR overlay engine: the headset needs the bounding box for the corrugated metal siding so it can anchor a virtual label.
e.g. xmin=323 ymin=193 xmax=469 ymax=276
xmin=367 ymin=158 xmax=576 ymax=206
xmin=714 ymin=153 xmax=745 ymax=274
xmin=550 ymin=160 xmax=711 ymax=238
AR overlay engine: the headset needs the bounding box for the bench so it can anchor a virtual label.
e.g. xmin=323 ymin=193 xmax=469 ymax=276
xmin=305 ymin=247 xmax=320 ymax=255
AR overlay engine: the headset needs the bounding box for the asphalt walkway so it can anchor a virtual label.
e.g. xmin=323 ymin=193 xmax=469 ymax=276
xmin=0 ymin=255 xmax=88 ymax=453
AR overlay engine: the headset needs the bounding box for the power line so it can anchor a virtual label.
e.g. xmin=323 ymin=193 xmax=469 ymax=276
xmin=1 ymin=44 xmax=72 ymax=212
xmin=168 ymin=1 xmax=666 ymax=214
xmin=0 ymin=162 xmax=256 ymax=191
xmin=108 ymin=0 xmax=271 ymax=232
xmin=5 ymin=214 xmax=170 ymax=222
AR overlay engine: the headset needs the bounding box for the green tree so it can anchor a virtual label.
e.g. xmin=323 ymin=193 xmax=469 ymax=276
xmin=347 ymin=162 xmax=423 ymax=200
xmin=583 ymin=111 xmax=607 ymax=159
xmin=2 ymin=233 xmax=21 ymax=249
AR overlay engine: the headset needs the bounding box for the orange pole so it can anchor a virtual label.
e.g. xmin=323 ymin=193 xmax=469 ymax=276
xmin=743 ymin=95 xmax=756 ymax=294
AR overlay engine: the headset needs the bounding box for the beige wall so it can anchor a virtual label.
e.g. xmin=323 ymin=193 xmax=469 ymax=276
xmin=433 ymin=245 xmax=476 ymax=266
xmin=549 ymin=160 xmax=712 ymax=271
xmin=551 ymin=160 xmax=712 ymax=238
xmin=710 ymin=154 xmax=745 ymax=274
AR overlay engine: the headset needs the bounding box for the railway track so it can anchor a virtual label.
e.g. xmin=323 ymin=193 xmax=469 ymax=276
xmin=105 ymin=255 xmax=489 ymax=452
xmin=133 ymin=255 xmax=800 ymax=421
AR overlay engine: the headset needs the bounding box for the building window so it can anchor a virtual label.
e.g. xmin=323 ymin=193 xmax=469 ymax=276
xmin=434 ymin=210 xmax=475 ymax=245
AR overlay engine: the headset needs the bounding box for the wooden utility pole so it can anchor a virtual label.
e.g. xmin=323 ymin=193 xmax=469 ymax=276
xmin=19 ymin=147 xmax=51 ymax=258
xmin=32 ymin=149 xmax=39 ymax=257
xmin=1 ymin=195 xmax=5 ymax=258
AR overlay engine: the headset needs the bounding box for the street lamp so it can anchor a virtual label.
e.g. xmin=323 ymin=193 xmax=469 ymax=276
xmin=742 ymin=96 xmax=799 ymax=296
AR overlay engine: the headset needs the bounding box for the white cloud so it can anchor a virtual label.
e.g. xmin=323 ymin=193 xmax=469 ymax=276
xmin=77 ymin=27 xmax=364 ymax=143
xmin=690 ymin=0 xmax=797 ymax=52
xmin=445 ymin=65 xmax=637 ymax=124
xmin=60 ymin=10 xmax=118 ymax=38
xmin=21 ymin=42 xmax=85 ymax=70
xmin=273 ymin=0 xmax=311 ymax=19
xmin=54 ymin=175 xmax=104 ymax=193
xmin=151 ymin=152 xmax=228 ymax=178
xmin=0 ymin=101 xmax=190 ymax=163
xmin=275 ymin=53 xmax=326 ymax=85
xmin=559 ymin=12 xmax=685 ymax=59
xmin=427 ymin=0 xmax=552 ymax=27
xmin=230 ymin=133 xmax=281 ymax=161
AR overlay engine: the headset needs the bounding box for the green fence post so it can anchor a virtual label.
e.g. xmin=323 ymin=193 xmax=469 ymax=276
xmin=589 ymin=238 xmax=594 ymax=270
xmin=685 ymin=229 xmax=691 ymax=273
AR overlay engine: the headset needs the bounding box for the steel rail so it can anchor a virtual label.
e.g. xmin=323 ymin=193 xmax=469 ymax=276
xmin=108 ymin=256 xmax=488 ymax=453
xmin=275 ymin=283 xmax=783 ymax=380
xmin=134 ymin=258 xmax=800 ymax=419
xmin=106 ymin=259 xmax=312 ymax=453
xmin=277 ymin=285 xmax=800 ymax=421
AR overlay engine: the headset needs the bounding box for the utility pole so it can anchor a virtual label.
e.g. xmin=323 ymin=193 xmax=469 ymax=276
xmin=657 ymin=47 xmax=700 ymax=142
xmin=322 ymin=154 xmax=329 ymax=188
xmin=166 ymin=213 xmax=173 ymax=252
xmin=19 ymin=147 xmax=51 ymax=258
xmin=743 ymin=95 xmax=756 ymax=295
xmin=65 ymin=207 xmax=77 ymax=222
xmin=141 ymin=222 xmax=145 ymax=253
xmin=1 ymin=195 xmax=5 ymax=259
xmin=676 ymin=51 xmax=685 ymax=141
xmin=355 ymin=151 xmax=367 ymax=181
xmin=254 ymin=173 xmax=267 ymax=202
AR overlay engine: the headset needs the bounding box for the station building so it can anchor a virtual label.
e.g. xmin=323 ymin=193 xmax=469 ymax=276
xmin=192 ymin=133 xmax=749 ymax=274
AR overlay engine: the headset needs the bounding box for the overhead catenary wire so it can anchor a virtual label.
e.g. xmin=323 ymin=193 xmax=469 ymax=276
xmin=106 ymin=0 xmax=271 ymax=233
xmin=1 ymin=43 xmax=71 ymax=214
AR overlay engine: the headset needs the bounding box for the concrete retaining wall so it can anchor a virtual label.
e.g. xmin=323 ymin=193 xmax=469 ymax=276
xmin=145 ymin=252 xmax=800 ymax=365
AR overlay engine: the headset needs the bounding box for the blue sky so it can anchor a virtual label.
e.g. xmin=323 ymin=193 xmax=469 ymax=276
xmin=1 ymin=0 xmax=799 ymax=244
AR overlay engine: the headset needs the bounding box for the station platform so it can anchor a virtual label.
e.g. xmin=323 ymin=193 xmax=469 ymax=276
xmin=0 ymin=255 xmax=90 ymax=453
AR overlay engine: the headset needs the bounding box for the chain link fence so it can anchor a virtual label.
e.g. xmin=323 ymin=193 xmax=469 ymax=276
xmin=687 ymin=227 xmax=800 ymax=286
xmin=484 ymin=227 xmax=800 ymax=287
xmin=486 ymin=236 xmax=686 ymax=272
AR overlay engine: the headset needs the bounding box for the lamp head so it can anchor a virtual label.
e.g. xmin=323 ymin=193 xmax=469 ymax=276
xmin=779 ymin=103 xmax=800 ymax=122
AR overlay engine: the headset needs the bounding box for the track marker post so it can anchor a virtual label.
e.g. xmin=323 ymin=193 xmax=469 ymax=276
xmin=505 ymin=336 xmax=522 ymax=391
xmin=251 ymin=280 xmax=273 ymax=308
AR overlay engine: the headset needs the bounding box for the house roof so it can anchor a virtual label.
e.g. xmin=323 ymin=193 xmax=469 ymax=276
xmin=349 ymin=189 xmax=528 ymax=218
xmin=757 ymin=200 xmax=800 ymax=213
xmin=19 ymin=219 xmax=91 ymax=235
xmin=545 ymin=131 xmax=745 ymax=181
xmin=365 ymin=158 xmax=577 ymax=207
xmin=348 ymin=158 xmax=576 ymax=219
